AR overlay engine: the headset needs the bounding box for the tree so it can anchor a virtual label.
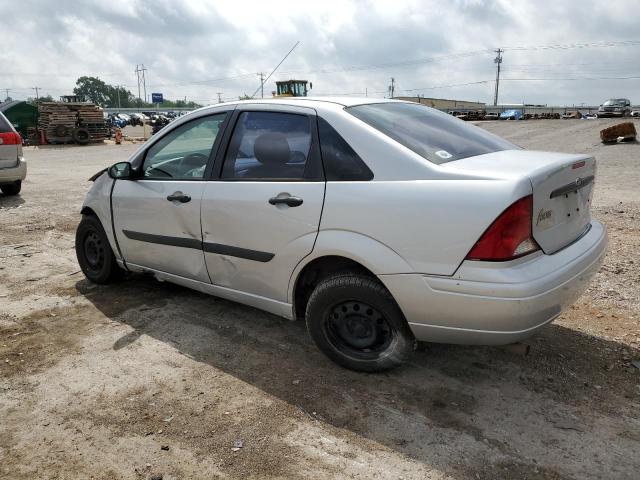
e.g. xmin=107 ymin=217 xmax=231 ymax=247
xmin=73 ymin=76 xmax=111 ymax=105
xmin=107 ymin=86 xmax=136 ymax=108
xmin=238 ymin=94 xmax=252 ymax=100
xmin=72 ymin=76 xmax=201 ymax=109
xmin=27 ymin=95 xmax=54 ymax=104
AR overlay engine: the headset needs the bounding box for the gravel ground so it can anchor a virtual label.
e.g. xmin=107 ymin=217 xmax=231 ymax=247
xmin=0 ymin=119 xmax=639 ymax=479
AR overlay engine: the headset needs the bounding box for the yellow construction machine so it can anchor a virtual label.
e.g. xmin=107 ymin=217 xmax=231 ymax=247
xmin=274 ymin=80 xmax=311 ymax=97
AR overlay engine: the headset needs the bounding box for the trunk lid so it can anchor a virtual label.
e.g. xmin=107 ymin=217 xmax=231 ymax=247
xmin=444 ymin=150 xmax=595 ymax=254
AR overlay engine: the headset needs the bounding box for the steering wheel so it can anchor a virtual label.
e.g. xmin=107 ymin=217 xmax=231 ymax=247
xmin=181 ymin=153 xmax=209 ymax=169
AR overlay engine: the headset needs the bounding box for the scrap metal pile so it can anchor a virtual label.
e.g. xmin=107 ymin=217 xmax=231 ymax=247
xmin=38 ymin=102 xmax=107 ymax=144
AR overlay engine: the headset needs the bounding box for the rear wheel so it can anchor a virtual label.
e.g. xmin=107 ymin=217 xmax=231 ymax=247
xmin=75 ymin=215 xmax=123 ymax=284
xmin=0 ymin=180 xmax=21 ymax=196
xmin=305 ymin=274 xmax=415 ymax=372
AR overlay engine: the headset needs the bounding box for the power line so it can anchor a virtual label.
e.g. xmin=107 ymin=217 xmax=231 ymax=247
xmin=402 ymin=80 xmax=490 ymax=92
xmin=501 ymin=75 xmax=640 ymax=81
xmin=501 ymin=40 xmax=640 ymax=51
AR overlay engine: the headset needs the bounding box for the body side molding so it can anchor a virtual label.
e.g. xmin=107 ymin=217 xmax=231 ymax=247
xmin=122 ymin=230 xmax=274 ymax=262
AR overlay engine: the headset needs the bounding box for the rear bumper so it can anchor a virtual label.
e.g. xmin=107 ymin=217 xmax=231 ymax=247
xmin=0 ymin=157 xmax=27 ymax=183
xmin=381 ymin=220 xmax=607 ymax=345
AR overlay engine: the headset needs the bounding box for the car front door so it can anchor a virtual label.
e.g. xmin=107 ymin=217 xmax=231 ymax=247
xmin=201 ymin=105 xmax=325 ymax=305
xmin=112 ymin=112 xmax=229 ymax=282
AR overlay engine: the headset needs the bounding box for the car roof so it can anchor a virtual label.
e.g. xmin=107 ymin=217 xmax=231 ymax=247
xmin=196 ymin=96 xmax=403 ymax=114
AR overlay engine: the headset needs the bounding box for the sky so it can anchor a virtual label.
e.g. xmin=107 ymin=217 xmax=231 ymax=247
xmin=2 ymin=0 xmax=640 ymax=106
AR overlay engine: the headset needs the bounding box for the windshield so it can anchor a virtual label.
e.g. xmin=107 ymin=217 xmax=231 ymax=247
xmin=346 ymin=102 xmax=518 ymax=164
xmin=603 ymin=99 xmax=625 ymax=106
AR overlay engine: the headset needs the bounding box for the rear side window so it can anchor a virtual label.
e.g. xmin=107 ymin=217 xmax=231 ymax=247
xmin=222 ymin=111 xmax=314 ymax=180
xmin=347 ymin=102 xmax=518 ymax=164
xmin=318 ymin=117 xmax=373 ymax=181
xmin=0 ymin=112 xmax=13 ymax=133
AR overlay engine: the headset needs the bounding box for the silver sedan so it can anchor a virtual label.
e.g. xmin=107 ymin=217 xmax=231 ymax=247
xmin=76 ymin=98 xmax=607 ymax=372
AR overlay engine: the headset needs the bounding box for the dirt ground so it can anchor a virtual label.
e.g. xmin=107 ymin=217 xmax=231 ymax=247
xmin=1 ymin=119 xmax=639 ymax=479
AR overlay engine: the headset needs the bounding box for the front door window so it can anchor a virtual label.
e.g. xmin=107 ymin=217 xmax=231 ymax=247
xmin=143 ymin=114 xmax=226 ymax=180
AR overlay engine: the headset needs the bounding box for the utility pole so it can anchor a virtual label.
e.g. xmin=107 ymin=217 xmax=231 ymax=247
xmin=116 ymin=85 xmax=121 ymax=112
xmin=493 ymin=48 xmax=503 ymax=106
xmin=32 ymin=87 xmax=40 ymax=102
xmin=389 ymin=78 xmax=395 ymax=98
xmin=134 ymin=64 xmax=142 ymax=111
xmin=216 ymin=92 xmax=223 ymax=103
xmin=141 ymin=64 xmax=148 ymax=106
xmin=3 ymin=89 xmax=9 ymax=101
xmin=258 ymin=72 xmax=265 ymax=99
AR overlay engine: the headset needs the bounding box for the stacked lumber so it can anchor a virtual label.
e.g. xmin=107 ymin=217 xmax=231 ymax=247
xmin=38 ymin=102 xmax=77 ymax=141
xmin=69 ymin=103 xmax=107 ymax=141
xmin=37 ymin=101 xmax=107 ymax=143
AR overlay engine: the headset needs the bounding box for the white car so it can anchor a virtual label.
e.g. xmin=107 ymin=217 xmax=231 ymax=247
xmin=76 ymin=98 xmax=607 ymax=371
xmin=0 ymin=111 xmax=26 ymax=196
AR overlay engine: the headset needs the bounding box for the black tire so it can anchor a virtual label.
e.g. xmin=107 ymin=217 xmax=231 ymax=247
xmin=75 ymin=215 xmax=123 ymax=284
xmin=72 ymin=127 xmax=90 ymax=145
xmin=0 ymin=180 xmax=21 ymax=196
xmin=305 ymin=274 xmax=415 ymax=372
xmin=54 ymin=124 xmax=69 ymax=137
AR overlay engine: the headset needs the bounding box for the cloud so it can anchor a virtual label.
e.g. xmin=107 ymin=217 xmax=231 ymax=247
xmin=1 ymin=0 xmax=639 ymax=105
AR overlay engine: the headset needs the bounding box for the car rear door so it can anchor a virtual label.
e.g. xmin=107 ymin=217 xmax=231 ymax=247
xmin=201 ymin=104 xmax=325 ymax=303
xmin=112 ymin=111 xmax=229 ymax=282
xmin=0 ymin=112 xmax=21 ymax=169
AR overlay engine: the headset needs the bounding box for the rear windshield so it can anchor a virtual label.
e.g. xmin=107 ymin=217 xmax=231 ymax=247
xmin=0 ymin=112 xmax=13 ymax=133
xmin=346 ymin=102 xmax=518 ymax=164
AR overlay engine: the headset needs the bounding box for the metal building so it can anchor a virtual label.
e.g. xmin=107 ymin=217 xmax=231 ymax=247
xmin=0 ymin=100 xmax=38 ymax=139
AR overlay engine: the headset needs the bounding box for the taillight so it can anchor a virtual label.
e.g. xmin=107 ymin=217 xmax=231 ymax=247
xmin=466 ymin=195 xmax=540 ymax=261
xmin=0 ymin=132 xmax=22 ymax=145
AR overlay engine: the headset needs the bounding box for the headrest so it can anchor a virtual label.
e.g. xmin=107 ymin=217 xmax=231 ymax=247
xmin=254 ymin=132 xmax=290 ymax=165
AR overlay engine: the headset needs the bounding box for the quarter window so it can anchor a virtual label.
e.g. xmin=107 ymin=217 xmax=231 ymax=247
xmin=142 ymin=114 xmax=226 ymax=180
xmin=318 ymin=117 xmax=373 ymax=181
xmin=222 ymin=111 xmax=312 ymax=180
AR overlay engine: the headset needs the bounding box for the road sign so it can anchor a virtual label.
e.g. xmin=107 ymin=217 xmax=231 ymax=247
xmin=151 ymin=93 xmax=163 ymax=104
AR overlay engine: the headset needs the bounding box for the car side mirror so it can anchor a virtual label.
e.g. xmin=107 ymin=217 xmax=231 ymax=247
xmin=108 ymin=162 xmax=134 ymax=179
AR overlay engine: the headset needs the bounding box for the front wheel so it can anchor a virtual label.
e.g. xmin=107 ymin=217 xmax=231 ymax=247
xmin=305 ymin=274 xmax=415 ymax=372
xmin=75 ymin=215 xmax=123 ymax=284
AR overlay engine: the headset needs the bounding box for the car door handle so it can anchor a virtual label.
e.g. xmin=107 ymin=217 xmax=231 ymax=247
xmin=167 ymin=192 xmax=191 ymax=203
xmin=268 ymin=195 xmax=303 ymax=207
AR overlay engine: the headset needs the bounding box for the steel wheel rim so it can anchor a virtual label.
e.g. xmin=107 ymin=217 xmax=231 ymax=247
xmin=83 ymin=230 xmax=105 ymax=273
xmin=324 ymin=300 xmax=394 ymax=359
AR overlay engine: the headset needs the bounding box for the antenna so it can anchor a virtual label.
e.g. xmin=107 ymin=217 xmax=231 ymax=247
xmin=250 ymin=41 xmax=300 ymax=99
